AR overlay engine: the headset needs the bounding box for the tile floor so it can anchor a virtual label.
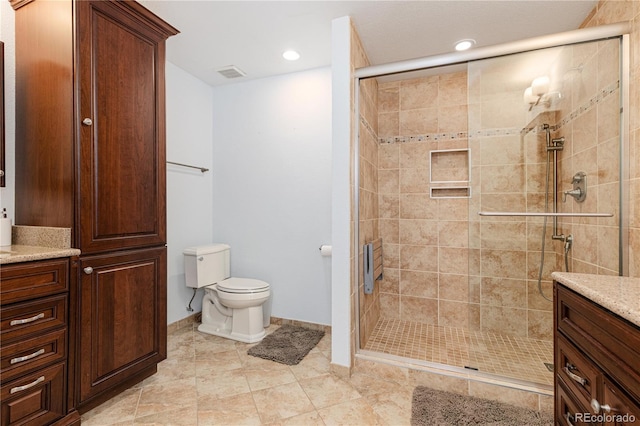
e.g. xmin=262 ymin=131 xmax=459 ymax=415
xmin=365 ymin=318 xmax=554 ymax=387
xmin=81 ymin=323 xmax=418 ymax=425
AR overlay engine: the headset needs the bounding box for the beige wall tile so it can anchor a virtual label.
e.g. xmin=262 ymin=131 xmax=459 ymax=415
xmin=527 ymin=309 xmax=553 ymax=340
xmin=480 ymin=306 xmax=527 ymax=337
xmin=378 ymin=82 xmax=399 ymax=113
xmin=399 ymin=142 xmax=431 ymax=169
xmin=400 ymin=193 xmax=438 ymax=219
xmin=379 ymin=143 xmax=399 ymax=169
xmin=438 ymin=300 xmax=471 ymax=328
xmin=400 ymin=77 xmax=439 ymax=110
xmin=379 ymin=194 xmax=400 ymax=218
xmin=439 ymin=247 xmax=469 ymax=275
xmin=439 ymin=274 xmax=469 ymax=302
xmin=400 ymin=108 xmax=438 ymax=135
xmin=399 ymin=219 xmax=438 ymax=245
xmin=401 ymin=296 xmax=438 ymax=324
xmin=401 ymin=270 xmax=439 ymax=298
xmin=481 ymin=277 xmax=527 ymax=308
xmin=400 ymin=244 xmax=438 ymax=272
xmin=438 ymin=220 xmax=469 ymax=248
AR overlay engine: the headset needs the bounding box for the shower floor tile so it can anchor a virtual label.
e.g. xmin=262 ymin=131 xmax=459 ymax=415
xmin=364 ymin=318 xmax=554 ymax=386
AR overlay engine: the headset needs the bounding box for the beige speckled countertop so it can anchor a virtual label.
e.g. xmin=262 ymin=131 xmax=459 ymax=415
xmin=0 ymin=225 xmax=80 ymax=265
xmin=552 ymin=272 xmax=640 ymax=328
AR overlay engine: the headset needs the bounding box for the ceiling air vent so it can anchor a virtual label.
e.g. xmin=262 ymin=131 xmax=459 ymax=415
xmin=216 ymin=65 xmax=246 ymax=79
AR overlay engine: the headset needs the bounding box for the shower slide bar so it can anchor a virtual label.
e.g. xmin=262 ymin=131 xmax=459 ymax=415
xmin=167 ymin=161 xmax=209 ymax=173
xmin=478 ymin=212 xmax=612 ymax=217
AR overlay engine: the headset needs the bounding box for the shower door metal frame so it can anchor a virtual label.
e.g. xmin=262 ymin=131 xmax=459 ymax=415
xmin=353 ymin=22 xmax=631 ymax=373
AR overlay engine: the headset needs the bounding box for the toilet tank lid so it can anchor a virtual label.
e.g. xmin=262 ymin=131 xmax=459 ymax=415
xmin=183 ymin=244 xmax=230 ymax=256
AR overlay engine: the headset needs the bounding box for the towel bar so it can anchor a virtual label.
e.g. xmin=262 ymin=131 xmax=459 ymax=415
xmin=478 ymin=211 xmax=612 ymax=217
xmin=167 ymin=161 xmax=209 ymax=173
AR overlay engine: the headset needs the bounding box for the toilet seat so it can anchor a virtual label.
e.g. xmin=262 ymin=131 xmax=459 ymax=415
xmin=215 ymin=277 xmax=270 ymax=294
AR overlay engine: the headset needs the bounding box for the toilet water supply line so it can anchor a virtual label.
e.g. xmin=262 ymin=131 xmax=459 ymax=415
xmin=537 ymin=124 xmax=572 ymax=302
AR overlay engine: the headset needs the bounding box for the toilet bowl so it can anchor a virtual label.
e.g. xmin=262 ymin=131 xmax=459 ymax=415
xmin=184 ymin=244 xmax=271 ymax=343
xmin=198 ymin=278 xmax=270 ymax=343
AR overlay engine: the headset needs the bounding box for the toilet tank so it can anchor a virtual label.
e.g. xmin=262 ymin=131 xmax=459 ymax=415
xmin=183 ymin=244 xmax=231 ymax=288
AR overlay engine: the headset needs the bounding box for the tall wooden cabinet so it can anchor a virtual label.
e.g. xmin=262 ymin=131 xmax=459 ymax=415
xmin=12 ymin=0 xmax=178 ymax=413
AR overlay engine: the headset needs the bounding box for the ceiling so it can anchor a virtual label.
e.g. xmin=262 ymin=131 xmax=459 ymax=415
xmin=140 ymin=0 xmax=598 ymax=87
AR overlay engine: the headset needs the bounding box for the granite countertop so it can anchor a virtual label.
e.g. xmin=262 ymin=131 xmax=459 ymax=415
xmin=0 ymin=245 xmax=81 ymax=264
xmin=552 ymin=272 xmax=640 ymax=328
xmin=0 ymin=225 xmax=81 ymax=265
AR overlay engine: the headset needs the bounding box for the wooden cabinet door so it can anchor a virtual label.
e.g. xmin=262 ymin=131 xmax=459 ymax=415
xmin=76 ymin=0 xmax=169 ymax=253
xmin=76 ymin=247 xmax=166 ymax=406
xmin=601 ymin=377 xmax=640 ymax=425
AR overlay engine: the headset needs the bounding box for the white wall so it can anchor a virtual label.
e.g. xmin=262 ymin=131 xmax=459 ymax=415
xmin=211 ymin=67 xmax=332 ymax=326
xmin=330 ymin=16 xmax=352 ymax=367
xmin=0 ymin=2 xmax=16 ymax=219
xmin=165 ymin=62 xmax=214 ymax=324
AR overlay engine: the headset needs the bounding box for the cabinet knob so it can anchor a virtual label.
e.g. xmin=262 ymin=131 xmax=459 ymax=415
xmin=590 ymin=398 xmax=612 ymax=414
xmin=83 ymin=266 xmax=94 ymax=275
xmin=82 ymin=118 xmax=93 ymax=126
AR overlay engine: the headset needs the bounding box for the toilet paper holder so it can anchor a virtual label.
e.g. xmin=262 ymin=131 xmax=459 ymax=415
xmin=319 ymin=245 xmax=332 ymax=257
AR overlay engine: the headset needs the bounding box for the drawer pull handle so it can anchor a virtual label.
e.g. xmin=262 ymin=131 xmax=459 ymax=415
xmin=84 ymin=266 xmax=93 ymax=274
xmin=10 ymin=312 xmax=45 ymax=326
xmin=565 ymin=412 xmax=575 ymax=426
xmin=564 ymin=364 xmax=587 ymax=386
xmin=10 ymin=349 xmax=45 ymax=364
xmin=591 ymin=398 xmax=612 ymax=414
xmin=10 ymin=376 xmax=45 ymax=394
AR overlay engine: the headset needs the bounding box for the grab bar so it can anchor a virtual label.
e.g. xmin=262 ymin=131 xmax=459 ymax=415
xmin=167 ymin=161 xmax=209 ymax=173
xmin=478 ymin=211 xmax=612 ymax=217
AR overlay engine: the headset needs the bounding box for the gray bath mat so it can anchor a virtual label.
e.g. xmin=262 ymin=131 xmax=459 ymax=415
xmin=411 ymin=386 xmax=553 ymax=426
xmin=247 ymin=324 xmax=325 ymax=365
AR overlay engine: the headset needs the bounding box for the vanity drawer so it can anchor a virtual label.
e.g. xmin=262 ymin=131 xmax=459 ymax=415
xmin=556 ymin=285 xmax=640 ymax=399
xmin=0 ymin=259 xmax=69 ymax=304
xmin=556 ymin=333 xmax=599 ymax=409
xmin=0 ymin=362 xmax=66 ymax=426
xmin=0 ymin=328 xmax=66 ymax=382
xmin=556 ymin=378 xmax=590 ymax=426
xmin=0 ymin=295 xmax=67 ymax=342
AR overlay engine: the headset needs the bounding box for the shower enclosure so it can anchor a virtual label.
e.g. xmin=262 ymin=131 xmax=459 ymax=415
xmin=355 ymin=27 xmax=629 ymax=389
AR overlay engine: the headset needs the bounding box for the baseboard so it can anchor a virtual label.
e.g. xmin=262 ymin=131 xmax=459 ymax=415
xmin=269 ymin=316 xmax=331 ymax=334
xmin=167 ymin=312 xmax=200 ymax=334
xmin=167 ymin=314 xmax=332 ymax=335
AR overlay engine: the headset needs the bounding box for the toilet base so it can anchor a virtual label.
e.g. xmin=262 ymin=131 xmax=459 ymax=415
xmin=198 ymin=322 xmax=266 ymax=343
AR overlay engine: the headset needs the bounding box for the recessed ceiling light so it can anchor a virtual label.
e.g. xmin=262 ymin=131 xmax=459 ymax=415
xmin=454 ymin=39 xmax=476 ymax=51
xmin=282 ymin=50 xmax=300 ymax=61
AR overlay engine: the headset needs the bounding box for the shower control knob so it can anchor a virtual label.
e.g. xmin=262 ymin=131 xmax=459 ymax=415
xmin=83 ymin=267 xmax=94 ymax=275
xmin=563 ymin=188 xmax=583 ymax=203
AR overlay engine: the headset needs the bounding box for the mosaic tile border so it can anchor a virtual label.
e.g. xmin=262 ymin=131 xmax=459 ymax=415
xmin=377 ymin=80 xmax=620 ymax=144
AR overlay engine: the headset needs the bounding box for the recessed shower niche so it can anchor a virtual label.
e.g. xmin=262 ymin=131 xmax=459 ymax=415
xmin=429 ymin=148 xmax=470 ymax=198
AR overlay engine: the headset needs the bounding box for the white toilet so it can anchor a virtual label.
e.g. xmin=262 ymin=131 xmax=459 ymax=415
xmin=184 ymin=244 xmax=271 ymax=343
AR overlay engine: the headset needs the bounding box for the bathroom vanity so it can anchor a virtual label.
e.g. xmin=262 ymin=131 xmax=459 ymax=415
xmin=0 ymin=229 xmax=81 ymax=425
xmin=11 ymin=0 xmax=177 ymax=415
xmin=553 ymin=272 xmax=640 ymax=425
